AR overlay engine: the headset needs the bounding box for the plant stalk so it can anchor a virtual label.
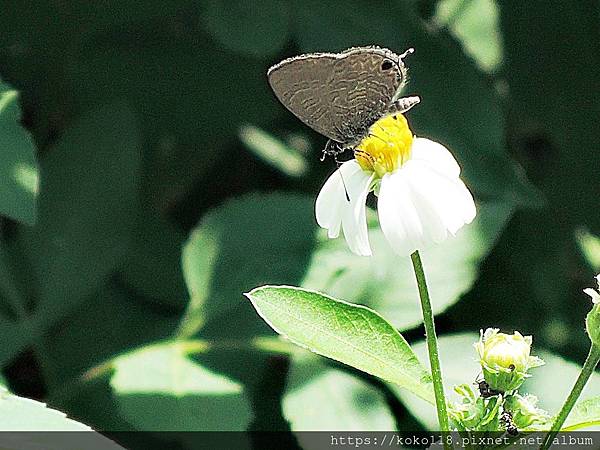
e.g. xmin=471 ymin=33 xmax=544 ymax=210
xmin=411 ymin=250 xmax=452 ymax=449
xmin=540 ymin=344 xmax=600 ymax=449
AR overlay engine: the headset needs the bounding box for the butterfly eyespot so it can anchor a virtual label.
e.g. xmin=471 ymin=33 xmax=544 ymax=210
xmin=381 ymin=60 xmax=393 ymax=70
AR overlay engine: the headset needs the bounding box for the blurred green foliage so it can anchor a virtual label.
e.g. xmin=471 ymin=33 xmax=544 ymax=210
xmin=0 ymin=0 xmax=598 ymax=446
xmin=0 ymin=81 xmax=38 ymax=225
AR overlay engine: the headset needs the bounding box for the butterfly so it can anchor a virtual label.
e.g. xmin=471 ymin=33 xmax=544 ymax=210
xmin=267 ymin=46 xmax=420 ymax=160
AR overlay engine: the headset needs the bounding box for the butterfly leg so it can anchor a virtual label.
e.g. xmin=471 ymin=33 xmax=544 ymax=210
xmin=321 ymin=139 xmax=346 ymax=161
xmin=388 ymin=95 xmax=421 ymax=114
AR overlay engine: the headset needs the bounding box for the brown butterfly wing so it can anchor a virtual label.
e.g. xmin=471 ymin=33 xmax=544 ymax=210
xmin=267 ymin=48 xmax=402 ymax=144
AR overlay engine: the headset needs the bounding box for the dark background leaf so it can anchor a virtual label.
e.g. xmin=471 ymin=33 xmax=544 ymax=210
xmin=0 ymin=80 xmax=38 ymax=225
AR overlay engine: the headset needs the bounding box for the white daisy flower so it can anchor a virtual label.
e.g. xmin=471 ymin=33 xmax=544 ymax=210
xmin=316 ymin=114 xmax=476 ymax=256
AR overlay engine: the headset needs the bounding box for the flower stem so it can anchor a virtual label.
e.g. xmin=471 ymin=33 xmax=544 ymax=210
xmin=410 ymin=250 xmax=452 ymax=448
xmin=539 ymin=344 xmax=600 ymax=450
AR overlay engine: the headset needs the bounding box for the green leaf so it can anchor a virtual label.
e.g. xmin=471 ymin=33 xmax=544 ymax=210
xmin=119 ymin=207 xmax=188 ymax=307
xmin=246 ymin=285 xmax=433 ymax=402
xmin=43 ymin=280 xmax=178 ymax=388
xmin=51 ymin=371 xmax=138 ymax=432
xmin=395 ymin=334 xmax=600 ymax=430
xmin=0 ymin=244 xmax=40 ymax=366
xmin=178 ymin=193 xmax=317 ymax=338
xmin=563 ymin=397 xmax=600 ymax=431
xmin=202 ymin=0 xmax=290 ymax=57
xmin=0 ymin=387 xmax=87 ymax=431
xmin=0 ymin=316 xmax=32 ymax=369
xmin=110 ymin=341 xmax=252 ymax=431
xmin=0 ymin=80 xmax=39 ymax=225
xmin=576 ymin=229 xmax=600 ymax=272
xmin=20 ymin=101 xmax=141 ymax=330
xmin=435 ymin=0 xmax=503 ymax=72
xmin=302 ymin=202 xmax=513 ymax=330
xmin=283 ymin=353 xmax=396 ymax=432
xmin=178 ymin=214 xmax=221 ymax=337
xmin=0 ymin=388 xmax=125 ymax=448
xmin=239 ymin=125 xmax=308 ymax=178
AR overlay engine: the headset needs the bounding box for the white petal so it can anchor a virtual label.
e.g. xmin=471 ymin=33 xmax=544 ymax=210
xmin=411 ymin=137 xmax=461 ymax=179
xmin=403 ymin=168 xmax=448 ymax=244
xmin=341 ymin=169 xmax=373 ymax=256
xmin=315 ymin=160 xmax=373 ymax=256
xmin=584 ymin=288 xmax=600 ymax=304
xmin=378 ymin=161 xmax=477 ymax=256
xmin=409 ymin=139 xmax=476 ymax=228
xmin=327 ymin=221 xmax=341 ymax=239
xmin=405 ymin=160 xmax=476 ymax=235
xmin=316 ymin=161 xmax=361 ymax=237
xmin=378 ymin=172 xmax=424 ymax=256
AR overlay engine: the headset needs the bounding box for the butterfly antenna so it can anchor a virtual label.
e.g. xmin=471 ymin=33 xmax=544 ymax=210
xmin=334 ymin=155 xmax=351 ymax=202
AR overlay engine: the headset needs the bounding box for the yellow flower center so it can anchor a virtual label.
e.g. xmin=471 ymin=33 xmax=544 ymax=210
xmin=355 ymin=114 xmax=414 ymax=178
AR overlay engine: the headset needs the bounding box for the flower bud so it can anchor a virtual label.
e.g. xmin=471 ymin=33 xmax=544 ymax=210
xmin=504 ymin=394 xmax=550 ymax=429
xmin=585 ymin=275 xmax=600 ymax=347
xmin=450 ymin=385 xmax=501 ymax=431
xmin=474 ymin=328 xmax=544 ymax=392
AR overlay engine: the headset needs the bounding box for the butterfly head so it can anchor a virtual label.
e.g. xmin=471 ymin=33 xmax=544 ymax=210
xmin=386 ymin=47 xmax=414 ymax=92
